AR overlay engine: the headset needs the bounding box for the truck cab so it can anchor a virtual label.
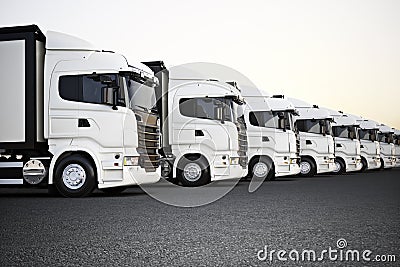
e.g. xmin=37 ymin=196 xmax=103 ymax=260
xmin=377 ymin=124 xmax=396 ymax=169
xmin=243 ymin=92 xmax=300 ymax=180
xmin=159 ymin=78 xmax=248 ymax=186
xmin=393 ymin=129 xmax=400 ymax=168
xmin=323 ymin=109 xmax=362 ymax=174
xmin=288 ymin=99 xmax=336 ymax=177
xmin=347 ymin=116 xmax=381 ymax=171
xmin=0 ymin=25 xmax=160 ymax=197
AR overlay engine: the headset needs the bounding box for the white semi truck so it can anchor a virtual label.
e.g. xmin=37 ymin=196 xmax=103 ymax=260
xmin=0 ymin=25 xmax=161 ymax=197
xmin=377 ymin=124 xmax=396 ymax=169
xmin=345 ymin=115 xmax=381 ymax=171
xmin=287 ymin=98 xmax=336 ymax=177
xmin=322 ymin=109 xmax=362 ymax=174
xmin=242 ymin=91 xmax=300 ymax=180
xmin=141 ymin=63 xmax=248 ymax=186
xmin=393 ymin=129 xmax=400 ymax=168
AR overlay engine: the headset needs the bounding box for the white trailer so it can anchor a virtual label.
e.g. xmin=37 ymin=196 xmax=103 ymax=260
xmin=242 ymin=91 xmax=300 ymax=180
xmin=345 ymin=116 xmax=381 ymax=171
xmin=393 ymin=129 xmax=400 ymax=168
xmin=288 ymin=98 xmax=336 ymax=177
xmin=0 ymin=25 xmax=161 ymax=197
xmin=141 ymin=67 xmax=248 ymax=186
xmin=377 ymin=124 xmax=396 ymax=169
xmin=322 ymin=109 xmax=362 ymax=174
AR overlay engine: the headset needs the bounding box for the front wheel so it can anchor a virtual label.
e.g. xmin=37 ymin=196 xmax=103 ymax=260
xmin=299 ymin=158 xmax=316 ymax=177
xmin=360 ymin=157 xmax=368 ymax=172
xmin=54 ymin=155 xmax=96 ymax=198
xmin=333 ymin=159 xmax=345 ymax=175
xmin=177 ymin=157 xmax=209 ymax=187
xmin=249 ymin=158 xmax=273 ymax=182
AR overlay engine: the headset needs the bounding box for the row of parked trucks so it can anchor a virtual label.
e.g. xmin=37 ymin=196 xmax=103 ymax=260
xmin=0 ymin=25 xmax=399 ymax=197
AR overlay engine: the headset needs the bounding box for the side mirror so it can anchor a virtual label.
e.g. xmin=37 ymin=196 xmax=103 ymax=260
xmin=102 ymin=86 xmax=118 ymax=110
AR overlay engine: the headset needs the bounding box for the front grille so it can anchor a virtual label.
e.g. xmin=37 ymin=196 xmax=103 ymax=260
xmin=296 ymin=134 xmax=301 ymax=156
xmin=236 ymin=116 xmax=248 ymax=168
xmin=136 ymin=110 xmax=160 ymax=172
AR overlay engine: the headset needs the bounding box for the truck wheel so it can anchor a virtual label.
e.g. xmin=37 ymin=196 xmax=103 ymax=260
xmin=333 ymin=158 xmax=345 ymax=174
xmin=177 ymin=157 xmax=209 ymax=187
xmin=380 ymin=158 xmax=385 ymax=170
xmin=250 ymin=158 xmax=273 ymax=181
xmin=101 ymin=187 xmax=126 ymax=195
xmin=360 ymin=157 xmax=368 ymax=172
xmin=299 ymin=158 xmax=316 ymax=177
xmin=54 ymin=155 xmax=96 ymax=197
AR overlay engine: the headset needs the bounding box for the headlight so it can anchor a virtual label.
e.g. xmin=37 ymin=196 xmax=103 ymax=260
xmin=124 ymin=156 xmax=140 ymax=166
xmin=230 ymin=157 xmax=240 ymax=165
xmin=290 ymin=158 xmax=297 ymax=164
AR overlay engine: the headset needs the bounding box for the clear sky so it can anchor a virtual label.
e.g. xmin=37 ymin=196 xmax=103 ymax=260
xmin=1 ymin=0 xmax=399 ymax=129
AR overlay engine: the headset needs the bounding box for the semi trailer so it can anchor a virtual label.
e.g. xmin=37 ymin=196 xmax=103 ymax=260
xmin=287 ymin=98 xmax=336 ymax=177
xmin=394 ymin=129 xmax=400 ymax=168
xmin=0 ymin=25 xmax=161 ymax=197
xmin=377 ymin=124 xmax=396 ymax=169
xmin=242 ymin=90 xmax=300 ymax=180
xmin=322 ymin=109 xmax=362 ymax=174
xmin=142 ymin=62 xmax=248 ymax=186
xmin=345 ymin=115 xmax=381 ymax=171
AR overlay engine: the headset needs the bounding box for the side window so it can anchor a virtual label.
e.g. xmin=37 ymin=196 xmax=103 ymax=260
xmin=59 ymin=76 xmax=80 ymax=102
xmin=249 ymin=111 xmax=277 ymax=128
xmin=59 ymin=74 xmax=125 ymax=107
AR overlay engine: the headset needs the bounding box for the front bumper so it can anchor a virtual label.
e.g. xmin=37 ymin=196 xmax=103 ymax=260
xmin=345 ymin=157 xmax=362 ymax=172
xmin=212 ymin=164 xmax=247 ymax=181
xmin=275 ymin=157 xmax=301 ymax=177
xmin=316 ymin=157 xmax=336 ymax=174
xmin=367 ymin=156 xmax=381 ymax=170
xmin=382 ymin=156 xmax=396 ymax=169
xmin=98 ymin=166 xmax=160 ymax=189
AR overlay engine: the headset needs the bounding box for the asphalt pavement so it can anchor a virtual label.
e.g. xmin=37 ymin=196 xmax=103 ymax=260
xmin=0 ymin=169 xmax=399 ymax=266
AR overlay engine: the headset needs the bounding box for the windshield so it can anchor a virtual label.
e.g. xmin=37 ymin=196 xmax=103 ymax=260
xmin=179 ymin=97 xmax=233 ymax=122
xmin=394 ymin=135 xmax=400 ymax=145
xmin=296 ymin=119 xmax=332 ymax=136
xmin=359 ymin=129 xmax=378 ymax=142
xmin=333 ymin=126 xmax=359 ymax=139
xmin=378 ymin=133 xmax=394 ymax=144
xmin=249 ymin=111 xmax=293 ymax=131
xmin=124 ymin=75 xmax=157 ymax=112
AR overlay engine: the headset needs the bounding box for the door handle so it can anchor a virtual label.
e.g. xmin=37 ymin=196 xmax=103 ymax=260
xmin=262 ymin=136 xmax=270 ymax=142
xmin=78 ymin=118 xmax=90 ymax=128
xmin=195 ymin=130 xmax=204 ymax=136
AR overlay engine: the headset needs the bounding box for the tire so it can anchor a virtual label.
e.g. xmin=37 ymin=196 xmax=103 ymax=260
xmin=54 ymin=155 xmax=96 ymax=197
xmin=177 ymin=156 xmax=209 ymax=187
xmin=333 ymin=158 xmax=345 ymax=175
xmin=249 ymin=157 xmax=273 ymax=182
xmin=360 ymin=157 xmax=368 ymax=172
xmin=101 ymin=187 xmax=126 ymax=196
xmin=299 ymin=158 xmax=317 ymax=177
xmin=380 ymin=158 xmax=385 ymax=170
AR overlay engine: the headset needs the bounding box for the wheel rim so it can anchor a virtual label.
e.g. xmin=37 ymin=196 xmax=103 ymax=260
xmin=253 ymin=162 xmax=269 ymax=178
xmin=62 ymin=164 xmax=86 ymax=190
xmin=333 ymin=161 xmax=341 ymax=173
xmin=183 ymin=163 xmax=202 ymax=182
xmin=300 ymin=161 xmax=311 ymax=175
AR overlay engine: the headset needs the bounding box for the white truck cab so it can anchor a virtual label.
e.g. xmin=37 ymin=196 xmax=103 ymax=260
xmin=346 ymin=116 xmax=381 ymax=171
xmin=322 ymin=109 xmax=362 ymax=174
xmin=377 ymin=124 xmax=396 ymax=169
xmin=156 ymin=77 xmax=248 ymax=186
xmin=0 ymin=25 xmax=160 ymax=197
xmin=243 ymin=91 xmax=300 ymax=180
xmin=288 ymin=98 xmax=336 ymax=177
xmin=393 ymin=129 xmax=400 ymax=168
